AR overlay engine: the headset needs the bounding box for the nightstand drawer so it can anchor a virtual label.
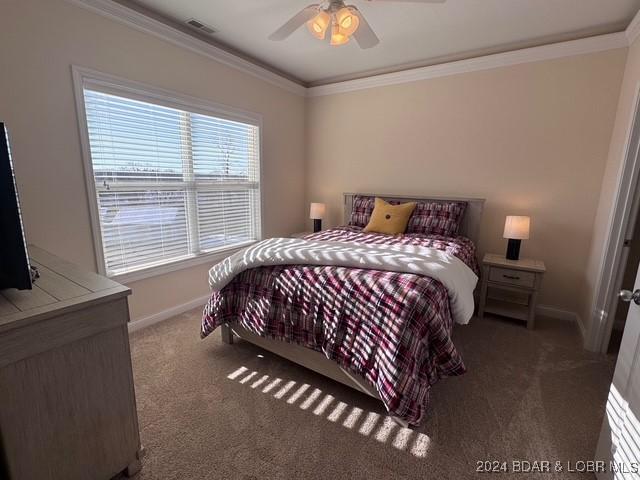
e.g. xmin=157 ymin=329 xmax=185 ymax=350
xmin=489 ymin=267 xmax=536 ymax=288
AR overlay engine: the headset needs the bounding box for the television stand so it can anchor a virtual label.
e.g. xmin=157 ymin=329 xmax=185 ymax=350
xmin=0 ymin=245 xmax=141 ymax=479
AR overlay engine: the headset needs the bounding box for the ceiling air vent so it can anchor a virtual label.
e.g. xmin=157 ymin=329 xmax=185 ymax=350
xmin=186 ymin=19 xmax=216 ymax=35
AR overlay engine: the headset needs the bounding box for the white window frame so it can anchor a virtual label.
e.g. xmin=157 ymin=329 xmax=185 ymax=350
xmin=71 ymin=66 xmax=263 ymax=283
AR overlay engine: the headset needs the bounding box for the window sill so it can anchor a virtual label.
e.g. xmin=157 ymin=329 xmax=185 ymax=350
xmin=109 ymin=241 xmax=257 ymax=285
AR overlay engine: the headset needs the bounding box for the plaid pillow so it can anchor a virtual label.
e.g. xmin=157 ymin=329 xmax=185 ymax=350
xmin=406 ymin=201 xmax=467 ymax=237
xmin=350 ymin=195 xmax=466 ymax=237
xmin=348 ymin=195 xmax=376 ymax=227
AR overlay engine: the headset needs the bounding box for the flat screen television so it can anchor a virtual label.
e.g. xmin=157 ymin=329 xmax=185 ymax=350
xmin=0 ymin=122 xmax=32 ymax=290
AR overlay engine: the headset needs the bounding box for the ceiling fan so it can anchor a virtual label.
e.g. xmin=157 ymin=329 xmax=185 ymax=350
xmin=268 ymin=0 xmax=446 ymax=49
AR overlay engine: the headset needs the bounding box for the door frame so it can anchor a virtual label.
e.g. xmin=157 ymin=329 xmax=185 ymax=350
xmin=587 ymin=82 xmax=640 ymax=353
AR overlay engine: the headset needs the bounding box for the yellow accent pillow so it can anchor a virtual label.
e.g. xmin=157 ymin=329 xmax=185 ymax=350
xmin=363 ymin=198 xmax=417 ymax=235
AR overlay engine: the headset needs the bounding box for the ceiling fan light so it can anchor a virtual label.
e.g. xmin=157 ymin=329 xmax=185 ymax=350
xmin=335 ymin=7 xmax=359 ymax=37
xmin=330 ymin=23 xmax=350 ymax=46
xmin=330 ymin=33 xmax=349 ymax=46
xmin=306 ymin=10 xmax=330 ymax=39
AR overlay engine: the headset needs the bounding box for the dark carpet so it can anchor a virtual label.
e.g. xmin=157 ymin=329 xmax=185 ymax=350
xmin=126 ymin=310 xmax=615 ymax=479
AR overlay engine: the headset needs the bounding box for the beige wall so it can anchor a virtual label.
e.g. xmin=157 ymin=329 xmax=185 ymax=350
xmin=1 ymin=0 xmax=633 ymax=325
xmin=0 ymin=0 xmax=306 ymax=320
xmin=306 ymin=51 xmax=627 ymax=315
xmin=583 ymin=37 xmax=640 ymax=338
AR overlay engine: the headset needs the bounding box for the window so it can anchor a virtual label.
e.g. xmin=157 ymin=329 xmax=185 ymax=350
xmin=80 ymin=84 xmax=261 ymax=279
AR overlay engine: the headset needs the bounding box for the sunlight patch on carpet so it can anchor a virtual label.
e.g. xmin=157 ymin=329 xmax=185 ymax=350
xmin=251 ymin=375 xmax=269 ymax=389
xmin=287 ymin=383 xmax=310 ymax=404
xmin=300 ymin=388 xmax=323 ymax=410
xmin=228 ymin=367 xmax=432 ymax=459
xmin=313 ymin=394 xmax=335 ymax=416
xmin=327 ymin=402 xmax=348 ymax=423
xmin=274 ymin=380 xmax=296 ymax=399
xmin=227 ymin=366 xmax=248 ymax=380
xmin=341 ymin=407 xmax=362 ymax=428
xmin=239 ymin=371 xmax=257 ymax=384
xmin=262 ymin=378 xmax=282 ymax=393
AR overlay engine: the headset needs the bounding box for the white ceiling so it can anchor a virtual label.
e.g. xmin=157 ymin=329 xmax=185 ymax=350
xmin=124 ymin=0 xmax=640 ymax=86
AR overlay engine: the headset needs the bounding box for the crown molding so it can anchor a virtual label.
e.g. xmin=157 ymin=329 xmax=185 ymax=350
xmin=307 ymin=32 xmax=629 ymax=97
xmin=66 ymin=0 xmax=637 ymax=99
xmin=626 ymin=8 xmax=640 ymax=45
xmin=65 ymin=0 xmax=307 ymax=96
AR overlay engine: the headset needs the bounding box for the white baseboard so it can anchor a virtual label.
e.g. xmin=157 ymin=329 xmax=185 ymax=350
xmin=128 ymin=296 xmax=587 ymax=342
xmin=536 ymin=304 xmax=576 ymax=321
xmin=128 ymin=294 xmax=210 ymax=333
xmin=536 ymin=304 xmax=585 ymax=340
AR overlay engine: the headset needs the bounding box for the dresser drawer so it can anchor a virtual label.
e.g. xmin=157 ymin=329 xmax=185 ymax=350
xmin=489 ymin=267 xmax=536 ymax=288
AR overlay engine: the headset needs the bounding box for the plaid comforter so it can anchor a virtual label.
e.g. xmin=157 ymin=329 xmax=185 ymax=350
xmin=202 ymin=226 xmax=479 ymax=425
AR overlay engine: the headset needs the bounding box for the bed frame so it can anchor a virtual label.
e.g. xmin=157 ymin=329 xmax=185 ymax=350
xmin=220 ymin=193 xmax=485 ymax=426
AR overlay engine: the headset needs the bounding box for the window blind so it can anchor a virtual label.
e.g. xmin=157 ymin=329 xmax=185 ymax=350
xmin=83 ymin=88 xmax=261 ymax=277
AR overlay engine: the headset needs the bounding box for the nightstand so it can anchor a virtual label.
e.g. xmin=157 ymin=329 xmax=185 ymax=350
xmin=478 ymin=253 xmax=546 ymax=329
xmin=289 ymin=231 xmax=313 ymax=238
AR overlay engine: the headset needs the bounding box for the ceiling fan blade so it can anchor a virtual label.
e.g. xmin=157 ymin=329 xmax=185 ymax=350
xmin=268 ymin=5 xmax=320 ymax=41
xmin=364 ymin=0 xmax=446 ymax=3
xmin=352 ymin=9 xmax=379 ymax=49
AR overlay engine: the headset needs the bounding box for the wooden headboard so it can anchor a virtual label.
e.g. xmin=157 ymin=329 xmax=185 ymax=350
xmin=343 ymin=193 xmax=485 ymax=246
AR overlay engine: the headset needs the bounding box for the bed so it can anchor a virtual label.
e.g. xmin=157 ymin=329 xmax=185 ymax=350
xmin=202 ymin=193 xmax=484 ymax=426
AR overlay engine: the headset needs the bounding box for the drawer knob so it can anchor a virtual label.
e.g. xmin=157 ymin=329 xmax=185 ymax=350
xmin=503 ymin=274 xmax=520 ymax=280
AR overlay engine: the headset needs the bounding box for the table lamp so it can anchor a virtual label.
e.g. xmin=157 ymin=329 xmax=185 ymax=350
xmin=310 ymin=202 xmax=326 ymax=233
xmin=503 ymin=215 xmax=530 ymax=260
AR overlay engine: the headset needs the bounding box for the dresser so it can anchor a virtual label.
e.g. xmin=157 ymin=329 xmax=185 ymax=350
xmin=0 ymin=246 xmax=142 ymax=479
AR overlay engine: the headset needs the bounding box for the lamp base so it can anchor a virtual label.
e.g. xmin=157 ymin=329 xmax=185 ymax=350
xmin=506 ymin=239 xmax=521 ymax=261
xmin=313 ymin=219 xmax=322 ymax=233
